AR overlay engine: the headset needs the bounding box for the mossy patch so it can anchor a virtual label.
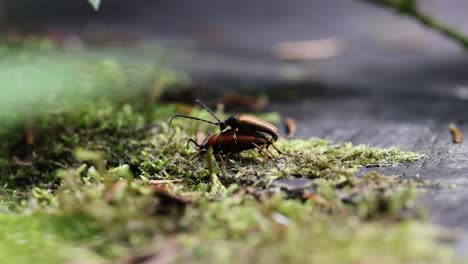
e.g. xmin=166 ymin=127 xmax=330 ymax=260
xmin=0 ymin=213 xmax=103 ymax=264
xmin=0 ymin=99 xmax=459 ymax=264
xmin=0 ymin=38 xmax=458 ymax=264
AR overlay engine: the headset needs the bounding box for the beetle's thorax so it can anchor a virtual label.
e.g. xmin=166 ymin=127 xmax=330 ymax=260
xmin=224 ymin=115 xmax=240 ymax=129
xmin=206 ymin=133 xmax=219 ymax=148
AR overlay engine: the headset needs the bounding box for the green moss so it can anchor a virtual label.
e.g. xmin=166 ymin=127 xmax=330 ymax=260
xmin=0 ymin=213 xmax=103 ymax=264
xmin=0 ymin=98 xmax=458 ymax=264
xmin=0 ymin=42 xmax=187 ymax=131
xmin=176 ymin=195 xmax=452 ymax=264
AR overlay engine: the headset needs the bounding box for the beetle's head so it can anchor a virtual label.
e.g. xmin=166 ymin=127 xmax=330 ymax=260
xmin=219 ymin=121 xmax=228 ymax=131
xmin=186 ymin=139 xmax=204 ymax=161
xmin=186 ymin=138 xmax=210 ymax=153
xmin=221 ymin=115 xmax=239 ymax=131
xmin=199 ymin=143 xmax=209 ymax=154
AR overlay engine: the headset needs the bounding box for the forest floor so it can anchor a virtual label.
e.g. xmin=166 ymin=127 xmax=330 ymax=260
xmin=0 ymin=39 xmax=466 ymax=263
xmin=4 ymin=1 xmax=468 ymax=260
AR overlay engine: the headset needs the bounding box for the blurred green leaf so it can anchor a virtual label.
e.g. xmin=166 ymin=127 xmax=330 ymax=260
xmin=0 ymin=46 xmax=172 ymax=132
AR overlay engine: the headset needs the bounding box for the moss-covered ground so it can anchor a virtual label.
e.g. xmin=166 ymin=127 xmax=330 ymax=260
xmin=0 ymin=40 xmax=461 ymax=264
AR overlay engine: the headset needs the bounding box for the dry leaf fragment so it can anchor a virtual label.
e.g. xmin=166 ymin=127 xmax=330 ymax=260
xmin=284 ymin=117 xmax=297 ymax=138
xmin=120 ymin=241 xmax=179 ymax=264
xmin=436 ymin=228 xmax=462 ymax=244
xmin=217 ymin=92 xmax=268 ymax=112
xmin=449 ymin=123 xmax=463 ymax=143
xmin=272 ymin=37 xmax=342 ymax=61
xmin=148 ymin=179 xmax=182 ymax=185
xmin=303 ymin=191 xmax=329 ymax=206
xmin=105 ymin=180 xmax=128 ymax=203
xmin=153 ymin=186 xmax=189 ymax=215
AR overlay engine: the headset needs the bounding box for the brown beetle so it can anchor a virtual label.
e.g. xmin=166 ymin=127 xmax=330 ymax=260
xmin=170 ymin=99 xmax=279 ymax=141
xmin=187 ymin=128 xmax=284 ymax=163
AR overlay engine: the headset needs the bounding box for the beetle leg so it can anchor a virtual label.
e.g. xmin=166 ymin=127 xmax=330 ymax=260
xmin=265 ymin=145 xmax=276 ymax=157
xmin=189 ymin=151 xmax=202 ymax=162
xmin=268 ymin=142 xmax=293 ymax=156
xmin=218 ymin=153 xmax=228 ymax=171
xmin=218 ymin=153 xmax=226 ymax=165
xmin=265 ymin=143 xmax=291 ymax=159
xmin=232 ymin=128 xmax=241 ymax=153
xmin=252 ymin=143 xmax=271 ymax=160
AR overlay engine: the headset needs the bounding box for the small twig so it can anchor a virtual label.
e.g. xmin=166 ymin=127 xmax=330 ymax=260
xmin=149 ymin=179 xmax=183 ymax=185
xmin=25 ymin=114 xmax=35 ymax=146
xmin=361 ymin=0 xmax=468 ymax=50
xmin=206 ymin=147 xmax=225 ymax=193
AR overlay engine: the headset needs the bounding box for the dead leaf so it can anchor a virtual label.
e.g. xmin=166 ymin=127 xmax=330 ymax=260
xmin=272 ymin=37 xmax=342 ymax=61
xmin=153 ymin=186 xmax=189 ymax=215
xmin=148 ymin=179 xmax=182 ymax=185
xmin=449 ymin=123 xmax=463 ymax=143
xmin=217 ymin=92 xmax=268 ymax=112
xmin=284 ymin=117 xmax=297 ymax=138
xmin=436 ymin=228 xmax=462 ymax=244
xmin=121 ymin=241 xmax=178 ymax=264
xmin=303 ymin=191 xmax=329 ymax=206
xmin=105 ymin=180 xmax=128 ymax=203
xmin=25 ymin=115 xmax=35 ymax=146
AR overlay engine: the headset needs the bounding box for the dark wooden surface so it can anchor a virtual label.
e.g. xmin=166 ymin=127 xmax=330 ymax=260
xmin=271 ymin=96 xmax=468 ymax=229
xmin=269 ymin=96 xmax=468 ymax=254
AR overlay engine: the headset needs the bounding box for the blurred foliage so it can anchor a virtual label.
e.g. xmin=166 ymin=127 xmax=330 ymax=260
xmin=88 ymin=0 xmax=468 ymax=50
xmin=0 ymin=39 xmax=186 ymax=132
xmin=362 ymin=0 xmax=468 ymax=49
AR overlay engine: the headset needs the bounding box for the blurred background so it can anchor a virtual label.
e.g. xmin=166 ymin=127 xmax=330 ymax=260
xmin=3 ymin=0 xmax=468 ymax=145
xmin=2 ymin=0 xmax=468 ymax=99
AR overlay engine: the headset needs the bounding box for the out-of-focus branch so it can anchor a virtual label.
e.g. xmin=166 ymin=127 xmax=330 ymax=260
xmin=87 ymin=0 xmax=101 ymax=11
xmin=361 ymin=0 xmax=468 ymax=50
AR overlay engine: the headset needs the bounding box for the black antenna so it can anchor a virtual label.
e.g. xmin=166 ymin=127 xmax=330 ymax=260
xmin=195 ymin=99 xmax=221 ymax=123
xmin=169 ymin=115 xmax=218 ymax=126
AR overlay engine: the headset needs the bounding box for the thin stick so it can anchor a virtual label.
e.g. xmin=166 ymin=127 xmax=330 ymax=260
xmin=361 ymin=0 xmax=468 ymax=50
xmin=189 ymin=151 xmax=202 ymax=162
xmin=25 ymin=116 xmax=35 ymax=146
xmin=217 ymin=153 xmax=226 ymax=166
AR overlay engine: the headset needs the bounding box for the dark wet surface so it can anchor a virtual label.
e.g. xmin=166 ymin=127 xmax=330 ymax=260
xmin=270 ymin=97 xmax=468 ymax=225
xmin=269 ymin=96 xmax=468 ymax=253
